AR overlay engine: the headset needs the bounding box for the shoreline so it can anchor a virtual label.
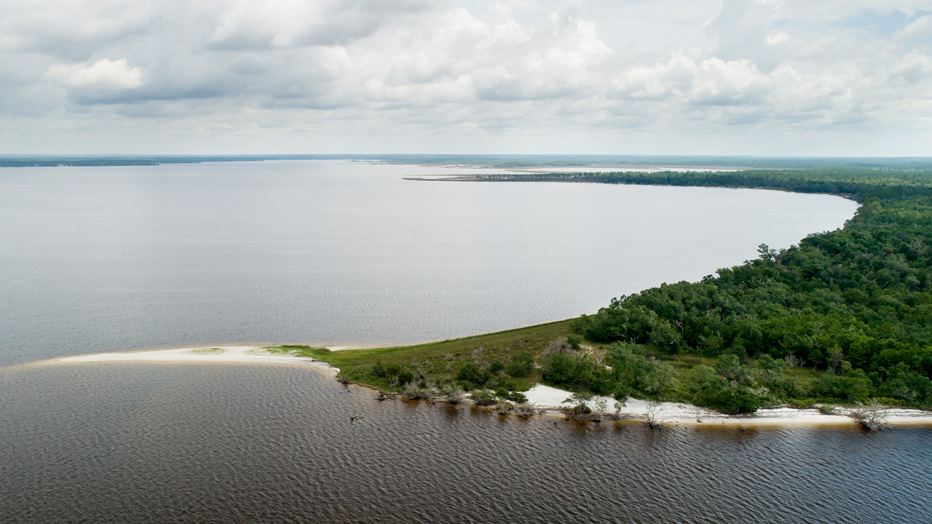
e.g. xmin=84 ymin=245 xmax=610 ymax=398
xmin=36 ymin=346 xmax=337 ymax=373
xmin=16 ymin=346 xmax=932 ymax=429
xmin=522 ymin=384 xmax=932 ymax=429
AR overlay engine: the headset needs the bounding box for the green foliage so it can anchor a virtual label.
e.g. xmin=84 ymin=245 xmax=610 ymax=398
xmin=489 ymin=360 xmax=506 ymax=375
xmin=578 ymin=196 xmax=932 ymax=409
xmin=541 ymin=353 xmax=614 ymax=395
xmin=506 ymin=353 xmax=534 ymax=377
xmin=689 ymin=365 xmax=766 ymax=414
xmin=457 ymin=363 xmax=493 ymax=387
xmin=470 ymin=389 xmax=497 ymax=406
xmin=566 ymin=335 xmax=582 ymax=350
xmin=372 ymin=361 xmax=386 ymax=378
xmin=606 ymin=343 xmax=678 ymax=399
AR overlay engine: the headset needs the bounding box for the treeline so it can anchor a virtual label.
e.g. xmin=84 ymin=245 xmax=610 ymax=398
xmin=478 ymin=169 xmax=932 ymax=199
xmin=7 ymin=155 xmax=932 ymax=170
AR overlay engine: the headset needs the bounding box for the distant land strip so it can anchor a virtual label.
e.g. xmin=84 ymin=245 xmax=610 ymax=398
xmin=4 ymin=154 xmax=932 ymax=170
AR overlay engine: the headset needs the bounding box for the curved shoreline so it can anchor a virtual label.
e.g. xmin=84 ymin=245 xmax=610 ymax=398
xmin=14 ymin=346 xmax=931 ymax=430
xmin=38 ymin=346 xmax=337 ymax=372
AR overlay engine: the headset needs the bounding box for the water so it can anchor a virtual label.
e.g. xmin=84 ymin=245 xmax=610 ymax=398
xmin=1 ymin=362 xmax=929 ymax=523
xmin=4 ymin=160 xmax=907 ymax=523
xmin=0 ymin=160 xmax=858 ymax=366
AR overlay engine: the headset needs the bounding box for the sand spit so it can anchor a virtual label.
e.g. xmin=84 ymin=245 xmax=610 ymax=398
xmin=26 ymin=349 xmax=932 ymax=428
xmin=523 ymin=384 xmax=932 ymax=428
xmin=47 ymin=346 xmax=334 ymax=371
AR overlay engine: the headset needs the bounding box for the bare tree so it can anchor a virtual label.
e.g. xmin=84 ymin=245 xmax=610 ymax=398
xmin=442 ymin=385 xmax=466 ymax=405
xmin=403 ymin=381 xmax=438 ymax=401
xmin=851 ymin=399 xmax=887 ymax=430
xmin=513 ymin=403 xmax=538 ymax=418
xmin=645 ymin=402 xmax=665 ymax=430
xmin=542 ymin=336 xmax=574 ymax=357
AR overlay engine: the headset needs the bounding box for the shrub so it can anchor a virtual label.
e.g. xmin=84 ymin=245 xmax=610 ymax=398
xmin=506 ymin=353 xmax=534 ymax=377
xmin=457 ymin=363 xmax=492 ymax=387
xmin=372 ymin=361 xmax=386 ymax=378
xmin=541 ymin=353 xmax=614 ymax=395
xmin=567 ymin=335 xmax=582 ymax=350
xmin=489 ymin=360 xmax=506 ymax=375
xmin=471 ymin=389 xmax=497 ymax=406
xmin=397 ymin=368 xmax=414 ymax=385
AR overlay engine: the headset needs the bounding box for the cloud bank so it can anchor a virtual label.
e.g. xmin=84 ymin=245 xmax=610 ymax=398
xmin=2 ymin=0 xmax=931 ymax=155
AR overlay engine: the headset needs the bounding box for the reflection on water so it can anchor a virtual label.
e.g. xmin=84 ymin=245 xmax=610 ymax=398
xmin=1 ymin=363 xmax=929 ymax=523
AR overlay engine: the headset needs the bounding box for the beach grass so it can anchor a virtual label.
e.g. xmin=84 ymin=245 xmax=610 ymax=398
xmin=187 ymin=347 xmax=226 ymax=355
xmin=274 ymin=319 xmax=577 ymax=390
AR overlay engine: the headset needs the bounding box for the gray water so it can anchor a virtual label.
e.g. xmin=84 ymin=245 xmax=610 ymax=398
xmin=3 ymin=161 xmax=928 ymax=523
xmin=1 ymin=362 xmax=930 ymax=523
xmin=0 ymin=160 xmax=858 ymax=366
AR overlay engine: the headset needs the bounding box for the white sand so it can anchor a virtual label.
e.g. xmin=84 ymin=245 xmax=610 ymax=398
xmin=48 ymin=346 xmax=334 ymax=370
xmin=523 ymin=384 xmax=932 ymax=427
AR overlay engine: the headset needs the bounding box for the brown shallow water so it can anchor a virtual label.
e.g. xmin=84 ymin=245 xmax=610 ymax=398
xmin=1 ymin=363 xmax=930 ymax=523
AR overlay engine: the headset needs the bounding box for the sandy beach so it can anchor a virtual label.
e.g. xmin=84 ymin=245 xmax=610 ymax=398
xmin=524 ymin=384 xmax=932 ymax=428
xmin=46 ymin=346 xmax=334 ymax=371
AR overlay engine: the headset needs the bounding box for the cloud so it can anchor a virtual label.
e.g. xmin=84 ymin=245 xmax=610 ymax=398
xmin=207 ymin=0 xmax=431 ymax=50
xmin=898 ymin=14 xmax=932 ymax=39
xmin=56 ymin=59 xmax=143 ymax=89
xmin=1 ymin=0 xmax=931 ymax=155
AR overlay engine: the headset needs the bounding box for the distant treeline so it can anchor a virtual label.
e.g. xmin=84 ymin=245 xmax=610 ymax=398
xmin=5 ymin=155 xmax=932 ymax=171
xmin=477 ymin=169 xmax=932 ymax=200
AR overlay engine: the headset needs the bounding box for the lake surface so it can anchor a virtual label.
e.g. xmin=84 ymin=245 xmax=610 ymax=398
xmin=1 ymin=362 xmax=930 ymax=523
xmin=0 ymin=160 xmax=858 ymax=366
xmin=2 ymin=161 xmax=928 ymax=523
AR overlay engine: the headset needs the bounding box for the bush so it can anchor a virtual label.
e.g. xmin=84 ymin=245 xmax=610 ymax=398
xmin=489 ymin=360 xmax=506 ymax=375
xmin=397 ymin=369 xmax=414 ymax=385
xmin=541 ymin=353 xmax=614 ymax=395
xmin=506 ymin=353 xmax=534 ymax=378
xmin=457 ymin=363 xmax=492 ymax=387
xmin=567 ymin=335 xmax=582 ymax=350
xmin=690 ymin=365 xmax=764 ymax=414
xmin=372 ymin=361 xmax=386 ymax=378
xmin=471 ymin=389 xmax=497 ymax=406
xmin=787 ymin=398 xmax=816 ymax=409
xmin=607 ymin=343 xmax=678 ymax=399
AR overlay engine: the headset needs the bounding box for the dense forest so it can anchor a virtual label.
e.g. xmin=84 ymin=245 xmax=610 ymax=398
xmin=511 ymin=169 xmax=932 ymax=412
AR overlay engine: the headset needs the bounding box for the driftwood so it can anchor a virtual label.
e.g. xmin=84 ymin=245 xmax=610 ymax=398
xmin=851 ymin=400 xmax=887 ymax=431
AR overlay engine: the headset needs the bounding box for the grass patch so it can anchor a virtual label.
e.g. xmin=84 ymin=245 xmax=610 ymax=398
xmin=273 ymin=319 xmax=577 ymax=390
xmin=187 ymin=347 xmax=226 ymax=355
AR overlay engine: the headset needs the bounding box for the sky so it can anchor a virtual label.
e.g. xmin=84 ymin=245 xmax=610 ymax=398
xmin=1 ymin=0 xmax=931 ymax=156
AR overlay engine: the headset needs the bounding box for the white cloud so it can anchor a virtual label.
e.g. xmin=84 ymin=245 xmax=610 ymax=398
xmin=898 ymin=14 xmax=932 ymax=39
xmin=2 ymin=0 xmax=932 ymax=155
xmin=67 ymin=59 xmax=142 ymax=89
xmin=767 ymin=33 xmax=789 ymax=45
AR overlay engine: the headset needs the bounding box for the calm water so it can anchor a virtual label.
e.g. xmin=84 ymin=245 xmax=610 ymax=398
xmin=1 ymin=362 xmax=930 ymax=523
xmin=5 ymin=161 xmax=913 ymax=523
xmin=0 ymin=160 xmax=858 ymax=366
